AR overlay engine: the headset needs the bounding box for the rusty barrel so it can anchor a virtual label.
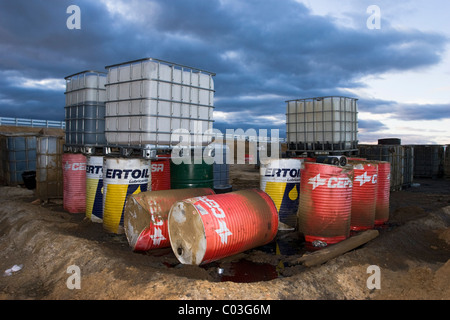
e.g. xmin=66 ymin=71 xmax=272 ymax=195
xmin=260 ymin=159 xmax=302 ymax=228
xmin=372 ymin=161 xmax=391 ymax=225
xmin=124 ymin=188 xmax=215 ymax=251
xmin=63 ymin=153 xmax=87 ymax=213
xmin=85 ymin=155 xmax=104 ymax=223
xmin=151 ymin=155 xmax=171 ymax=191
xmin=297 ymin=162 xmax=353 ymax=249
xmin=168 ymin=189 xmax=279 ymax=265
xmin=349 ymin=161 xmax=378 ymax=231
xmin=102 ymin=157 xmax=151 ymax=234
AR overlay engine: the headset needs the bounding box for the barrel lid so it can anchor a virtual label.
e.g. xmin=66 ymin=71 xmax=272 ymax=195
xmin=168 ymin=201 xmax=207 ymax=265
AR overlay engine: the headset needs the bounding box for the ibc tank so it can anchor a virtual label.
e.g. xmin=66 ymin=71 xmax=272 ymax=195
xmin=297 ymin=162 xmax=353 ymax=249
xmin=123 ymin=188 xmax=215 ymax=251
xmin=168 ymin=189 xmax=278 ymax=265
xmin=63 ymin=153 xmax=87 ymax=213
xmin=102 ymin=157 xmax=151 ymax=234
xmin=86 ymin=156 xmax=104 ymax=222
xmin=349 ymin=161 xmax=378 ymax=231
xmin=260 ymin=158 xmax=302 ymax=228
xmin=4 ymin=134 xmax=37 ymax=186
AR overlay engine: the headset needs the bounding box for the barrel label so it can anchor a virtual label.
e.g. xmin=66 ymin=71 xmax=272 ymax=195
xmin=86 ymin=164 xmax=103 ymax=177
xmin=104 ymin=168 xmax=150 ymax=184
xmin=194 ymin=196 xmax=233 ymax=244
xmin=308 ymin=173 xmax=353 ymax=190
xmin=355 ymin=172 xmax=377 ymax=186
xmin=264 ymin=168 xmax=301 ymax=181
xmin=151 ymin=163 xmax=164 ymax=172
xmin=64 ymin=162 xmax=86 ymax=171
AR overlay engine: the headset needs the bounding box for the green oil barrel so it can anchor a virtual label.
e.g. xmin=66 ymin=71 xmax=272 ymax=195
xmin=170 ymin=159 xmax=214 ymax=189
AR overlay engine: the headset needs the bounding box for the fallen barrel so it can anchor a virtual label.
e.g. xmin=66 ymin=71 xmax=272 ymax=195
xmin=168 ymin=189 xmax=279 ymax=265
xmin=297 ymin=162 xmax=353 ymax=249
xmin=124 ymin=188 xmax=215 ymax=251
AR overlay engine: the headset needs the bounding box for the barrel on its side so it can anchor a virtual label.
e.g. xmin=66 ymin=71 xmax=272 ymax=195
xmin=349 ymin=161 xmax=378 ymax=231
xmin=86 ymin=155 xmax=104 ymax=223
xmin=297 ymin=162 xmax=353 ymax=249
xmin=103 ymin=157 xmax=151 ymax=234
xmin=260 ymin=159 xmax=302 ymax=228
xmin=168 ymin=189 xmax=278 ymax=265
xmin=63 ymin=153 xmax=87 ymax=213
xmin=124 ymin=188 xmax=215 ymax=251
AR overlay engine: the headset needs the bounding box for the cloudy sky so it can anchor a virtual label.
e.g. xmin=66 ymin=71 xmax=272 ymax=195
xmin=0 ymin=0 xmax=449 ymax=144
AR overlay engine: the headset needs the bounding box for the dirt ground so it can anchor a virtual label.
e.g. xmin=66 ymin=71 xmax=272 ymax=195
xmin=0 ymin=164 xmax=449 ymax=301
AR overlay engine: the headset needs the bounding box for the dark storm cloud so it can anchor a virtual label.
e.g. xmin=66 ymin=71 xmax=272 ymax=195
xmin=0 ymin=0 xmax=448 ymax=125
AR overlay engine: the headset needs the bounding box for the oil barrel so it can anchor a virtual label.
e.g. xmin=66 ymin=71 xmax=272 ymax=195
xmin=85 ymin=155 xmax=104 ymax=223
xmin=168 ymin=189 xmax=278 ymax=265
xmin=63 ymin=153 xmax=87 ymax=213
xmin=170 ymin=158 xmax=214 ymax=189
xmin=372 ymin=161 xmax=391 ymax=226
xmin=151 ymin=155 xmax=171 ymax=191
xmin=260 ymin=158 xmax=302 ymax=228
xmin=124 ymin=188 xmax=215 ymax=251
xmin=349 ymin=161 xmax=378 ymax=231
xmin=102 ymin=157 xmax=151 ymax=234
xmin=297 ymin=162 xmax=353 ymax=249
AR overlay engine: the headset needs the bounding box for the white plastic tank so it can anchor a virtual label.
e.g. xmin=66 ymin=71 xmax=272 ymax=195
xmin=104 ymin=58 xmax=215 ymax=147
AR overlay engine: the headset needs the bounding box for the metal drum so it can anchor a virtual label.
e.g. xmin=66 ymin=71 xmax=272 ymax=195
xmin=168 ymin=189 xmax=278 ymax=265
xmin=85 ymin=156 xmax=104 ymax=223
xmin=170 ymin=158 xmax=214 ymax=189
xmin=260 ymin=158 xmax=302 ymax=228
xmin=124 ymin=188 xmax=215 ymax=251
xmin=102 ymin=157 xmax=151 ymax=234
xmin=349 ymin=161 xmax=378 ymax=231
xmin=63 ymin=153 xmax=87 ymax=213
xmin=151 ymin=156 xmax=171 ymax=191
xmin=372 ymin=161 xmax=391 ymax=226
xmin=297 ymin=162 xmax=353 ymax=249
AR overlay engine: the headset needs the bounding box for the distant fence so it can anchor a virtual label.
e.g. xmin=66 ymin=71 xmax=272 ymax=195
xmin=0 ymin=117 xmax=65 ymax=129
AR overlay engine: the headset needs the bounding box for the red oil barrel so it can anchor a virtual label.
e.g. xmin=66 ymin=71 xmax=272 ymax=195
xmin=373 ymin=161 xmax=390 ymax=226
xmin=297 ymin=162 xmax=353 ymax=249
xmin=63 ymin=153 xmax=87 ymax=213
xmin=151 ymin=156 xmax=171 ymax=191
xmin=349 ymin=161 xmax=378 ymax=231
xmin=168 ymin=189 xmax=279 ymax=265
xmin=124 ymin=188 xmax=215 ymax=251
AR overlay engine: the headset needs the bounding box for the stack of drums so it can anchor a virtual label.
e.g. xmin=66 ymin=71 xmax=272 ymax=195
xmin=297 ymin=162 xmax=353 ymax=249
xmin=260 ymin=159 xmax=302 ymax=229
xmin=349 ymin=161 xmax=378 ymax=231
xmin=168 ymin=189 xmax=279 ymax=265
xmin=85 ymin=155 xmax=104 ymax=223
xmin=102 ymin=157 xmax=151 ymax=234
xmin=63 ymin=153 xmax=86 ymax=213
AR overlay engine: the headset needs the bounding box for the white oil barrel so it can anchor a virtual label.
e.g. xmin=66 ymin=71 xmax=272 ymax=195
xmin=260 ymin=159 xmax=302 ymax=228
xmin=102 ymin=157 xmax=151 ymax=234
xmin=86 ymin=156 xmax=104 ymax=223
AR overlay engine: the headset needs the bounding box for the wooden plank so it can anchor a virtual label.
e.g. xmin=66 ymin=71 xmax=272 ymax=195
xmin=290 ymin=229 xmax=379 ymax=267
